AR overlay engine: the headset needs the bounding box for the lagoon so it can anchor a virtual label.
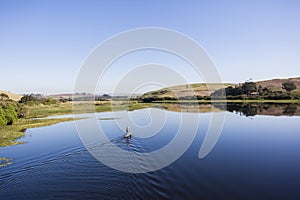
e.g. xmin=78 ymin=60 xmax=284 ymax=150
xmin=1 ymin=107 xmax=300 ymax=199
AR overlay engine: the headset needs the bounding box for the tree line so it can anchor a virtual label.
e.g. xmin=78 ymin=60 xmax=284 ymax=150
xmin=19 ymin=94 xmax=58 ymax=105
xmin=211 ymin=81 xmax=298 ymax=100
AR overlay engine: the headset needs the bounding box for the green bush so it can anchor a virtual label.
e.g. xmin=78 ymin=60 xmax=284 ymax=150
xmin=0 ymin=99 xmax=21 ymax=126
xmin=4 ymin=107 xmax=18 ymax=125
xmin=43 ymin=98 xmax=58 ymax=105
xmin=0 ymin=108 xmax=7 ymax=126
xmin=0 ymin=105 xmax=18 ymax=125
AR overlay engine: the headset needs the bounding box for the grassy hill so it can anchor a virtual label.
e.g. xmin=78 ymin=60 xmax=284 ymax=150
xmin=256 ymin=77 xmax=300 ymax=92
xmin=140 ymin=83 xmax=235 ymax=100
xmin=0 ymin=90 xmax=22 ymax=101
xmin=140 ymin=77 xmax=300 ymax=100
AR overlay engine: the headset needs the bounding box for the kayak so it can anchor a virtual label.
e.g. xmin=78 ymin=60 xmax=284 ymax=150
xmin=124 ymin=132 xmax=132 ymax=138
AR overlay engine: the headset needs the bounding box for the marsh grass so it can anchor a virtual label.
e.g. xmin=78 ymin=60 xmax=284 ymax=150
xmin=0 ymin=101 xmax=154 ymax=147
xmin=0 ymin=118 xmax=76 ymax=146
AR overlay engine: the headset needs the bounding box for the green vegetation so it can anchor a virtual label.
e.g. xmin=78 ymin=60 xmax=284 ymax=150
xmin=0 ymin=96 xmax=157 ymax=147
xmin=0 ymin=95 xmax=79 ymax=147
xmin=21 ymin=101 xmax=155 ymax=118
xmin=0 ymin=93 xmax=26 ymax=126
xmin=138 ymin=77 xmax=300 ymax=102
xmin=211 ymin=81 xmax=298 ymax=100
xmin=139 ymin=83 xmax=234 ymax=102
xmin=26 ymin=103 xmax=74 ymax=118
xmin=20 ymin=94 xmax=58 ymax=105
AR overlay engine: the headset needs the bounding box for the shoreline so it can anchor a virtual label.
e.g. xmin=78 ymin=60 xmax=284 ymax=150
xmin=1 ymin=100 xmax=300 ymax=147
xmin=151 ymin=99 xmax=300 ymax=104
xmin=0 ymin=118 xmax=78 ymax=147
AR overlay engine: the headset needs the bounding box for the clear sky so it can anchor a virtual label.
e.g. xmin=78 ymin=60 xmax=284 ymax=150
xmin=1 ymin=0 xmax=300 ymax=94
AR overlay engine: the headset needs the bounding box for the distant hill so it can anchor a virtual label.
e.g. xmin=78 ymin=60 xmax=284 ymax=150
xmin=140 ymin=83 xmax=235 ymax=100
xmin=140 ymin=77 xmax=300 ymax=100
xmin=0 ymin=90 xmax=22 ymax=101
xmin=256 ymin=77 xmax=300 ymax=92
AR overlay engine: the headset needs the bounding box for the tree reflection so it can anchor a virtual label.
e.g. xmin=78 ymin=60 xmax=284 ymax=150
xmin=282 ymin=105 xmax=297 ymax=116
xmin=214 ymin=103 xmax=300 ymax=117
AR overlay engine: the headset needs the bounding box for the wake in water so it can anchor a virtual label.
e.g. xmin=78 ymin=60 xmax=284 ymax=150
xmin=0 ymin=122 xmax=180 ymax=199
xmin=0 ymin=134 xmax=147 ymax=191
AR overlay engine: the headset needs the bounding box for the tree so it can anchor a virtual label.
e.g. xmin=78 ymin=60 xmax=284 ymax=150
xmin=241 ymin=82 xmax=257 ymax=95
xmin=19 ymin=95 xmax=36 ymax=103
xmin=0 ymin=103 xmax=18 ymax=125
xmin=227 ymin=86 xmax=243 ymax=96
xmin=282 ymin=81 xmax=296 ymax=93
xmin=211 ymin=82 xmax=257 ymax=98
xmin=3 ymin=107 xmax=18 ymax=125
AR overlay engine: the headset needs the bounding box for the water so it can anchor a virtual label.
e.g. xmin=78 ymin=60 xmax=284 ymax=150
xmin=1 ymin=108 xmax=300 ymax=199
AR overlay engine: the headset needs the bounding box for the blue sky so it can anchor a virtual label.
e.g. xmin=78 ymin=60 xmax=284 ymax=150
xmin=1 ymin=0 xmax=300 ymax=94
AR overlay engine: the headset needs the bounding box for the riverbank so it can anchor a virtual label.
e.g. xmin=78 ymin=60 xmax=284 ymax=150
xmin=1 ymin=99 xmax=300 ymax=147
xmin=0 ymin=118 xmax=77 ymax=146
xmin=0 ymin=102 xmax=86 ymax=147
xmin=0 ymin=101 xmax=154 ymax=147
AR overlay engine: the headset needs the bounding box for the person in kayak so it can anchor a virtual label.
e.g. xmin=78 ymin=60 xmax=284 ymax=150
xmin=126 ymin=126 xmax=130 ymax=133
xmin=125 ymin=126 xmax=132 ymax=138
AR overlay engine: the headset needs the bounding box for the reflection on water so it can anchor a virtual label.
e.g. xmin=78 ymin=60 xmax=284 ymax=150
xmin=0 ymin=158 xmax=13 ymax=168
xmin=0 ymin=108 xmax=300 ymax=199
xmin=214 ymin=103 xmax=300 ymax=117
xmin=42 ymin=102 xmax=300 ymax=117
xmin=157 ymin=103 xmax=223 ymax=113
xmin=153 ymin=102 xmax=300 ymax=117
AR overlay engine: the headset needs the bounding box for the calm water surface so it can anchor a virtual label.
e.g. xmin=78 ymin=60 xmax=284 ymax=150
xmin=1 ymin=108 xmax=300 ymax=199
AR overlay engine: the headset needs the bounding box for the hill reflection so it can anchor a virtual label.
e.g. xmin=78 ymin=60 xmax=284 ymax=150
xmin=156 ymin=102 xmax=300 ymax=117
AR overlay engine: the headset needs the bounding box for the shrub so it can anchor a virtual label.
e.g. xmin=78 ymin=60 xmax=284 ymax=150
xmin=0 ymin=105 xmax=18 ymax=125
xmin=20 ymin=95 xmax=58 ymax=105
xmin=4 ymin=107 xmax=18 ymax=125
xmin=0 ymin=108 xmax=7 ymax=126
